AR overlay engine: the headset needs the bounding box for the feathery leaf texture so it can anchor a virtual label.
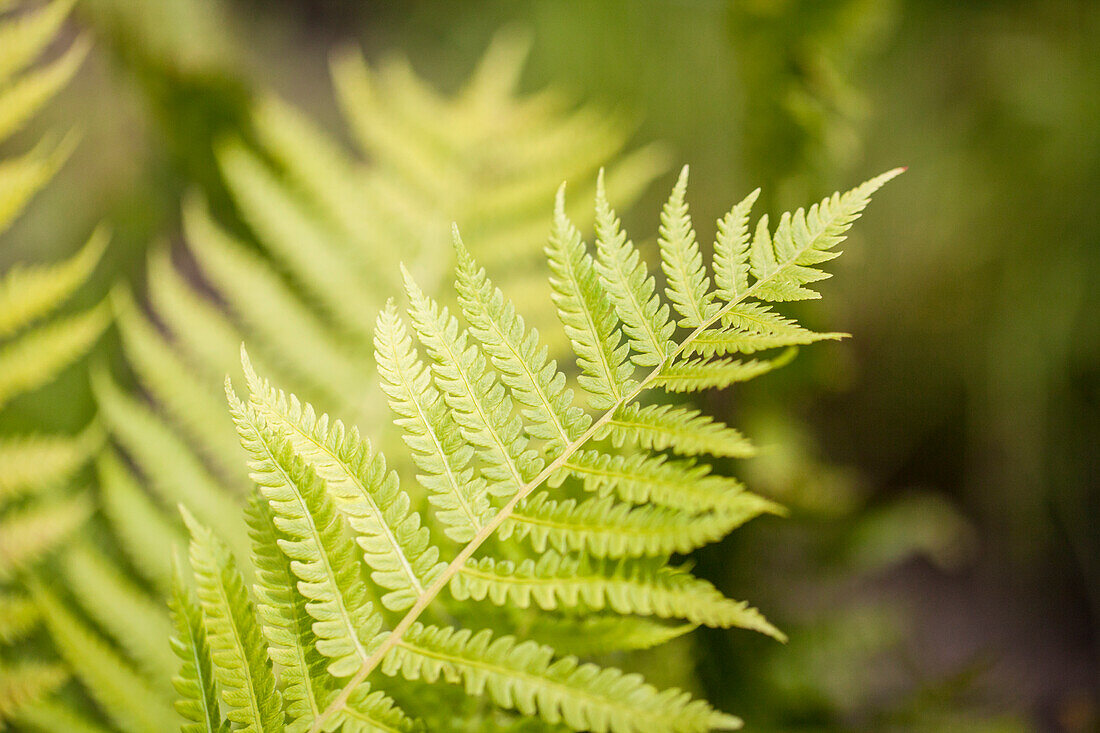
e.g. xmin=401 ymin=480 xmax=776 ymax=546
xmin=41 ymin=32 xmax=668 ymax=733
xmin=182 ymin=508 xmax=283 ymax=733
xmin=169 ymin=554 xmax=228 ymax=733
xmin=166 ymin=167 xmax=898 ymax=732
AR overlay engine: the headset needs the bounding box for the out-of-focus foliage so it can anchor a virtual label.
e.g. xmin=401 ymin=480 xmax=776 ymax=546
xmin=726 ymin=0 xmax=896 ymax=207
xmin=0 ymin=0 xmax=107 ymax=727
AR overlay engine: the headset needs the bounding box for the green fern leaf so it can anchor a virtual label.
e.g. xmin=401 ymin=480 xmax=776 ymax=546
xmin=546 ymin=186 xmax=635 ymax=409
xmin=169 ymin=553 xmax=228 ymax=733
xmin=30 ymin=581 xmax=177 ymax=733
xmin=0 ymin=228 xmax=105 ymax=338
xmin=562 ymin=449 xmax=750 ymax=514
xmin=712 ymin=188 xmax=760 ymax=302
xmin=593 ymin=169 xmax=674 ymax=368
xmin=750 ymin=168 xmax=904 ymax=302
xmin=654 ymin=349 xmax=796 ymax=393
xmin=384 ymin=623 xmax=743 ymax=733
xmin=403 ymin=270 xmax=543 ymax=497
xmin=373 ymin=302 xmax=493 ymax=543
xmin=226 ymin=389 xmax=385 ymax=676
xmin=503 ymin=490 xmax=779 ymax=558
xmin=452 ymin=553 xmax=784 ymax=639
xmin=182 ymin=508 xmax=283 ymax=733
xmin=601 ymin=402 xmax=756 ymax=458
xmin=246 ymin=495 xmax=330 ymax=732
xmin=0 ymin=303 xmax=108 ymax=409
xmin=241 ymin=359 xmax=445 ymax=612
xmin=658 ymin=166 xmax=719 ymax=327
xmin=454 ymin=230 xmax=587 ymax=452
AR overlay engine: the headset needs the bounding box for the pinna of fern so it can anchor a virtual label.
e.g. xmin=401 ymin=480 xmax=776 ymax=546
xmin=172 ymin=165 xmax=901 ymax=732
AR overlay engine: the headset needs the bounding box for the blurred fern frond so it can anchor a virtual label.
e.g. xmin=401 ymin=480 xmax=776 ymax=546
xmin=0 ymin=0 xmax=107 ymax=727
xmin=171 ymin=167 xmax=899 ymax=732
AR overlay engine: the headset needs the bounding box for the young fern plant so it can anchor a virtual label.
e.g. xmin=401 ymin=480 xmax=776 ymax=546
xmin=175 ymin=166 xmax=901 ymax=732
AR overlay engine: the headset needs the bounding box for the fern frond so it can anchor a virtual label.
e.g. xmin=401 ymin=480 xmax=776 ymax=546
xmin=563 ymin=450 xmax=749 ymax=513
xmin=0 ymin=303 xmax=108 ymax=409
xmin=712 ymin=188 xmax=760 ymax=302
xmin=654 ymin=349 xmax=796 ymax=393
xmin=0 ymin=425 xmax=100 ymax=505
xmin=384 ymin=623 xmax=743 ymax=733
xmin=60 ymin=543 xmax=177 ymax=685
xmin=97 ymin=448 xmax=185 ymax=592
xmin=373 ymin=302 xmax=493 ymax=543
xmin=452 ymin=553 xmax=784 ymax=639
xmin=658 ymin=167 xmax=719 ymax=327
xmin=0 ymin=495 xmax=90 ymax=580
xmin=750 ymin=169 xmax=903 ymax=301
xmin=403 ymin=270 xmax=542 ymax=497
xmin=503 ymin=490 xmax=778 ymax=558
xmin=182 ymin=507 xmax=283 ymax=733
xmin=601 ymin=402 xmax=756 ymax=458
xmin=241 ymin=359 xmax=445 ymax=612
xmin=683 ymin=323 xmax=844 ymax=359
xmin=169 ymin=553 xmax=228 ymax=733
xmin=226 ymin=388 xmax=384 ymax=675
xmin=454 ymin=230 xmax=586 ymax=452
xmin=249 ymin=495 xmax=416 ymax=733
xmin=245 ymin=494 xmax=328 ymax=732
xmin=0 ymin=661 xmax=67 ymax=723
xmin=237 ymin=169 xmax=902 ymax=732
xmin=0 ymin=592 xmax=38 ymax=643
xmin=546 ymin=186 xmax=634 ymax=409
xmin=593 ymin=170 xmax=674 ymax=368
xmin=0 ymin=228 xmax=106 ymax=338
xmin=30 ymin=581 xmax=177 ymax=733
